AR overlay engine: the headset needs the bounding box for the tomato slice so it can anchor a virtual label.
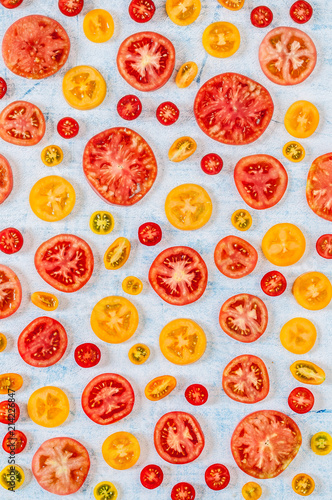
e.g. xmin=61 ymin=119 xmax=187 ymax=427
xmin=251 ymin=6 xmax=273 ymax=27
xmin=0 ymin=78 xmax=7 ymax=99
xmin=58 ymin=0 xmax=83 ymax=16
xmin=171 ymin=482 xmax=196 ymax=500
xmin=205 ymin=464 xmax=230 ymax=491
xmin=117 ymin=95 xmax=142 ymax=121
xmin=201 ymin=153 xmax=223 ymax=175
xmin=0 ymin=101 xmax=46 ymax=146
xmin=90 ymin=296 xmax=138 ymax=343
xmin=262 ymin=223 xmax=306 ymax=266
xmin=81 ymin=373 xmax=135 ymax=425
xmin=292 ymin=474 xmax=315 ymax=496
xmin=0 ymin=333 xmax=7 ymax=352
xmin=311 ymin=432 xmax=332 ymax=456
xmin=0 ymin=373 xmax=23 ymax=394
xmin=29 ymin=176 xmax=76 ymax=222
xmin=290 ymin=360 xmax=325 ymax=385
xmin=202 ymin=22 xmax=240 ymax=58
xmin=138 ymin=222 xmax=162 ymax=246
xmin=283 ymin=141 xmax=305 ymax=162
xmin=0 ymin=265 xmax=22 ymax=319
xmin=31 ymin=291 xmax=58 ymax=311
xmin=129 ymin=0 xmax=156 ymax=23
xmin=90 ymin=211 xmax=114 ymax=235
xmin=0 ymin=0 xmax=24 ymax=8
xmin=280 ymin=317 xmax=316 ymax=355
xmin=166 ymin=0 xmax=201 ymax=26
xmin=28 ymin=386 xmax=70 ymax=428
xmin=306 ymin=153 xmax=332 ymax=221
xmin=83 ymin=9 xmax=114 ymax=44
xmin=219 ymin=294 xmax=268 ymax=343
xmin=185 ymin=384 xmax=208 ymax=406
xmin=122 ymin=276 xmax=143 ymax=295
xmin=117 ymin=32 xmax=175 ymax=92
xmin=0 ymin=464 xmax=25 ymax=490
xmin=41 ymin=145 xmax=63 ymax=167
xmin=159 ymin=318 xmax=206 ymax=365
xmin=194 ymin=73 xmax=274 ymax=145
xmin=94 ymin=482 xmax=118 ymax=500
xmin=2 ymin=430 xmax=27 ymax=454
xmin=316 ymin=234 xmax=332 ymax=259
xmin=214 ymin=235 xmax=258 ymax=279
xmin=261 ymin=271 xmax=287 ymax=296
xmin=74 ymin=343 xmax=101 ymax=368
xmin=140 ymin=464 xmax=163 ymax=489
xmin=149 ymin=246 xmax=208 ymax=305
xmin=231 ymin=209 xmax=252 ymax=231
xmin=292 ymin=272 xmax=332 ymax=310
xmin=2 ymin=15 xmax=70 ymax=80
xmin=0 ymin=401 xmax=20 ymax=424
xmin=284 ymin=100 xmax=319 ymax=139
xmin=242 ymin=482 xmax=262 ymax=500
xmin=0 ymin=154 xmax=13 ymax=205
xmin=57 ymin=117 xmax=79 ymax=138
xmin=165 ymin=184 xmax=212 ymax=231
xmin=290 ymin=1 xmax=313 ymax=24
xmin=176 ymin=61 xmax=198 ymax=88
xmin=288 ymin=387 xmax=314 ymax=414
xmin=156 ymin=102 xmax=179 ymax=126
xmin=168 ymin=136 xmax=197 ymax=162
xmin=102 ymin=432 xmax=140 ymax=470
xmin=32 ymin=437 xmax=90 ymax=495
xmin=62 ymin=65 xmax=106 ymax=110
xmin=217 ymin=0 xmax=244 ymax=10
xmin=145 ymin=375 xmax=177 ymax=401
xmin=0 ymin=228 xmax=23 ymax=254
xmin=154 ymin=411 xmax=205 ymax=464
xmin=128 ymin=343 xmax=150 ymax=364
xmin=104 ymin=237 xmax=131 ymax=270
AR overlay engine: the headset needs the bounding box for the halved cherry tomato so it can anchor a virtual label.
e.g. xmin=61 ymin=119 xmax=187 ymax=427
xmin=165 ymin=183 xmax=212 ymax=230
xmin=205 ymin=464 xmax=230 ymax=490
xmin=129 ymin=0 xmax=155 ymax=23
xmin=242 ymin=482 xmax=262 ymax=499
xmin=223 ymin=354 xmax=269 ymax=404
xmin=217 ymin=0 xmax=244 ymax=10
xmin=169 ymin=137 xmax=197 ymax=162
xmin=285 ymin=101 xmax=319 ymax=138
xmin=171 ymin=482 xmax=195 ymax=500
xmin=283 ymin=141 xmax=305 ymax=163
xmin=251 ymin=6 xmax=273 ymax=28
xmin=261 ymin=271 xmax=287 ymax=296
xmin=231 ymin=209 xmax=252 ymax=231
xmin=288 ymin=387 xmax=314 ymax=414
xmin=156 ymin=102 xmax=179 ymax=126
xmin=214 ymin=235 xmax=258 ymax=279
xmin=140 ymin=464 xmax=163 ymax=489
xmin=104 ymin=237 xmax=131 ymax=270
xmin=311 ymin=432 xmax=332 ymax=456
xmin=292 ymin=474 xmax=315 ymax=496
xmin=290 ymin=1 xmax=313 ymax=24
xmin=0 ymin=265 xmax=22 ymax=319
xmin=280 ymin=317 xmax=316 ymax=354
xmin=57 ymin=117 xmax=79 ymax=138
xmin=31 ymin=292 xmax=59 ymax=312
xmin=316 ymin=234 xmax=332 ymax=259
xmin=307 ymin=154 xmax=332 ymax=221
xmin=138 ymin=222 xmax=162 ymax=246
xmin=90 ymin=211 xmax=114 ymax=235
xmin=29 ymin=176 xmax=76 ymax=222
xmin=0 ymin=333 xmax=7 ymax=352
xmin=63 ymin=66 xmax=106 ymax=110
xmin=185 ymin=384 xmax=208 ymax=406
xmin=2 ymin=430 xmax=27 ymax=454
xmin=74 ymin=343 xmax=101 ymax=368
xmin=128 ymin=344 xmax=150 ymax=365
xmin=41 ymin=145 xmax=63 ymax=167
xmin=59 ymin=0 xmax=83 ymax=16
xmin=0 ymin=464 xmax=24 ymax=491
xmin=145 ymin=375 xmax=176 ymax=401
xmin=0 ymin=78 xmax=7 ymax=99
xmin=0 ymin=154 xmax=13 ymax=205
xmin=122 ymin=276 xmax=143 ymax=295
xmin=102 ymin=432 xmax=140 ymax=470
xmin=160 ymin=318 xmax=206 ymax=365
xmin=203 ymin=22 xmax=240 ymax=58
xmin=0 ymin=101 xmax=46 ymax=146
xmin=0 ymin=401 xmax=20 ymax=424
xmin=201 ymin=153 xmax=223 ymax=175
xmin=293 ymin=272 xmax=332 ymax=310
xmin=0 ymin=228 xmax=23 ymax=254
xmin=262 ymin=223 xmax=306 ymax=266
xmin=0 ymin=0 xmax=23 ymax=8
xmin=166 ymin=0 xmax=201 ymax=26
xmin=83 ymin=9 xmax=114 ymax=43
xmin=117 ymin=95 xmax=142 ymax=121
xmin=176 ymin=62 xmax=198 ymax=89
xmin=28 ymin=386 xmax=70 ymax=427
xmin=94 ymin=482 xmax=118 ymax=500
xmin=0 ymin=373 xmax=23 ymax=394
xmin=290 ymin=360 xmax=325 ymax=385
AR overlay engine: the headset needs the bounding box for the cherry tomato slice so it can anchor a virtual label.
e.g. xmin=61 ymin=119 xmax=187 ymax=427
xmin=2 ymin=430 xmax=27 ymax=454
xmin=292 ymin=473 xmax=315 ymax=496
xmin=0 ymin=228 xmax=23 ymax=254
xmin=261 ymin=271 xmax=287 ymax=297
xmin=138 ymin=222 xmax=162 ymax=246
xmin=156 ymin=102 xmax=179 ymax=126
xmin=0 ymin=0 xmax=23 ymax=8
xmin=201 ymin=153 xmax=223 ymax=175
xmin=251 ymin=6 xmax=273 ymax=28
xmin=185 ymin=384 xmax=208 ymax=406
xmin=0 ymin=78 xmax=7 ymax=99
xmin=316 ymin=234 xmax=332 ymax=259
xmin=74 ymin=343 xmax=101 ymax=368
xmin=129 ymin=0 xmax=156 ymax=23
xmin=140 ymin=464 xmax=163 ymax=489
xmin=0 ymin=401 xmax=20 ymax=424
xmin=0 ymin=333 xmax=7 ymax=352
xmin=58 ymin=0 xmax=84 ymax=17
xmin=171 ymin=482 xmax=195 ymax=500
xmin=205 ymin=464 xmax=230 ymax=490
xmin=117 ymin=95 xmax=142 ymax=121
xmin=288 ymin=387 xmax=314 ymax=414
xmin=290 ymin=1 xmax=313 ymax=24
xmin=57 ymin=117 xmax=79 ymax=139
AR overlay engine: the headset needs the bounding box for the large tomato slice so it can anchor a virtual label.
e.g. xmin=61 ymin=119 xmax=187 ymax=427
xmin=149 ymin=246 xmax=208 ymax=305
xmin=194 ymin=73 xmax=274 ymax=145
xmin=34 ymin=234 xmax=94 ymax=293
xmin=0 ymin=101 xmax=46 ymax=146
xmin=0 ymin=265 xmax=22 ymax=319
xmin=0 ymin=154 xmax=13 ymax=204
xmin=2 ymin=15 xmax=70 ymax=80
xmin=231 ymin=410 xmax=302 ymax=478
xmin=154 ymin=411 xmax=205 ymax=464
xmin=234 ymin=155 xmax=288 ymax=210
xmin=18 ymin=317 xmax=68 ymax=368
xmin=214 ymin=235 xmax=258 ymax=279
xmin=306 ymin=153 xmax=332 ymax=221
xmin=117 ymin=31 xmax=175 ymax=92
xmin=259 ymin=27 xmax=317 ymax=85
xmin=32 ymin=437 xmax=90 ymax=495
xmin=83 ymin=127 xmax=157 ymax=206
xmin=81 ymin=373 xmax=135 ymax=425
xmin=219 ymin=294 xmax=268 ymax=343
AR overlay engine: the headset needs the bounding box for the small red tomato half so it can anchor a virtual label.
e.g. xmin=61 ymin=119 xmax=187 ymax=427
xmin=117 ymin=95 xmax=142 ymax=121
xmin=288 ymin=387 xmax=314 ymax=414
xmin=2 ymin=430 xmax=27 ymax=454
xmin=205 ymin=464 xmax=230 ymax=491
xmin=185 ymin=384 xmax=208 ymax=406
xmin=57 ymin=117 xmax=79 ymax=139
xmin=0 ymin=228 xmax=23 ymax=254
xmin=316 ymin=234 xmax=332 ymax=259
xmin=0 ymin=78 xmax=7 ymax=99
xmin=0 ymin=401 xmax=20 ymax=424
xmin=251 ymin=6 xmax=273 ymax=28
xmin=129 ymin=0 xmax=156 ymax=23
xmin=140 ymin=464 xmax=163 ymax=489
xmin=0 ymin=0 xmax=24 ymax=8
xmin=74 ymin=343 xmax=101 ymax=368
xmin=201 ymin=153 xmax=223 ymax=175
xmin=156 ymin=102 xmax=179 ymax=126
xmin=171 ymin=482 xmax=195 ymax=500
xmin=261 ymin=271 xmax=287 ymax=296
xmin=58 ymin=0 xmax=84 ymax=17
xmin=138 ymin=222 xmax=162 ymax=246
xmin=290 ymin=1 xmax=313 ymax=24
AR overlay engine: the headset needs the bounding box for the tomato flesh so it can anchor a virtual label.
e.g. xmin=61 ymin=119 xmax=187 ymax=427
xmin=59 ymin=0 xmax=84 ymax=16
xmin=251 ymin=6 xmax=273 ymax=28
xmin=0 ymin=228 xmax=23 ymax=254
xmin=205 ymin=464 xmax=230 ymax=491
xmin=117 ymin=95 xmax=142 ymax=121
xmin=156 ymin=101 xmax=179 ymax=125
xmin=290 ymin=1 xmax=313 ymax=24
xmin=261 ymin=271 xmax=287 ymax=296
xmin=307 ymin=154 xmax=332 ymax=221
xmin=57 ymin=117 xmax=79 ymax=138
xmin=316 ymin=234 xmax=332 ymax=259
xmin=0 ymin=265 xmax=22 ymax=319
xmin=140 ymin=464 xmax=163 ymax=489
xmin=129 ymin=0 xmax=156 ymax=23
xmin=288 ymin=387 xmax=314 ymax=414
xmin=0 ymin=401 xmax=20 ymax=424
xmin=171 ymin=482 xmax=195 ymax=500
xmin=0 ymin=101 xmax=46 ymax=146
xmin=138 ymin=222 xmax=162 ymax=246
xmin=214 ymin=235 xmax=258 ymax=279
xmin=223 ymin=354 xmax=269 ymax=404
xmin=0 ymin=78 xmax=7 ymax=99
xmin=74 ymin=343 xmax=101 ymax=368
xmin=185 ymin=384 xmax=208 ymax=406
xmin=201 ymin=153 xmax=223 ymax=175
xmin=2 ymin=430 xmax=27 ymax=454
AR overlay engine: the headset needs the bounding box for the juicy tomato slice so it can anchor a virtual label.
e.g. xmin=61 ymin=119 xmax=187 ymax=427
xmin=74 ymin=343 xmax=101 ymax=368
xmin=292 ymin=474 xmax=315 ymax=496
xmin=288 ymin=387 xmax=314 ymax=414
xmin=185 ymin=384 xmax=208 ymax=406
xmin=285 ymin=100 xmax=319 ymax=139
xmin=202 ymin=22 xmax=240 ymax=58
xmin=31 ymin=291 xmax=58 ymax=311
xmin=0 ymin=265 xmax=22 ymax=319
xmin=231 ymin=210 xmax=252 ymax=231
xmin=102 ymin=432 xmax=140 ymax=470
xmin=0 ymin=78 xmax=7 ymax=99
xmin=32 ymin=437 xmax=90 ymax=495
xmin=117 ymin=95 xmax=142 ymax=121
xmin=59 ymin=0 xmax=83 ymax=17
xmin=0 ymin=333 xmax=7 ymax=352
xmin=140 ymin=464 xmax=163 ymax=490
xmin=138 ymin=222 xmax=162 ymax=246
xmin=57 ymin=117 xmax=79 ymax=138
xmin=0 ymin=464 xmax=24 ymax=490
xmin=122 ymin=276 xmax=143 ymax=295
xmin=41 ymin=145 xmax=63 ymax=166
xmin=128 ymin=343 xmax=150 ymax=365
xmin=171 ymin=482 xmax=196 ymax=500
xmin=62 ymin=65 xmax=106 ymax=110
xmin=145 ymin=375 xmax=177 ymax=401
xmin=316 ymin=234 xmax=332 ymax=259
xmin=290 ymin=1 xmax=313 ymax=24
xmin=217 ymin=0 xmax=244 ymax=10
xmin=168 ymin=136 xmax=197 ymax=162
xmin=280 ymin=317 xmax=316 ymax=355
xmin=0 ymin=0 xmax=24 ymax=8
xmin=166 ymin=0 xmax=201 ymax=26
xmin=83 ymin=9 xmax=114 ymax=44
xmin=129 ymin=0 xmax=156 ymax=23
xmin=90 ymin=211 xmax=114 ymax=235
xmin=311 ymin=432 xmax=332 ymax=456
xmin=307 ymin=154 xmax=332 ymax=221
xmin=165 ymin=183 xmax=212 ymax=231
xmin=290 ymin=360 xmax=325 ymax=385
xmin=28 ymin=386 xmax=69 ymax=427
xmin=2 ymin=430 xmax=27 ymax=454
xmin=82 ymin=373 xmax=135 ymax=425
xmin=159 ymin=318 xmax=206 ymax=365
xmin=149 ymin=246 xmax=208 ymax=306
xmin=219 ymin=294 xmax=268 ymax=343
xmin=104 ymin=237 xmax=131 ymax=270
xmin=261 ymin=271 xmax=287 ymax=296
xmin=262 ymin=223 xmax=306 ymax=266
xmin=251 ymin=6 xmax=273 ymax=28
xmin=0 ymin=154 xmax=13 ymax=205
xmin=214 ymin=235 xmax=258 ymax=279
xmin=0 ymin=401 xmax=20 ymax=424
xmin=30 ymin=176 xmax=76 ymax=222
xmin=201 ymin=153 xmax=223 ymax=175
xmin=205 ymin=464 xmax=230 ymax=491
xmin=259 ymin=27 xmax=317 ymax=85
xmin=292 ymin=272 xmax=332 ymax=310
xmin=176 ymin=61 xmax=198 ymax=89
xmin=283 ymin=141 xmax=305 ymax=162
xmin=156 ymin=102 xmax=179 ymax=126
xmin=0 ymin=373 xmax=23 ymax=394
xmin=0 ymin=101 xmax=46 ymax=146
xmin=94 ymin=482 xmax=118 ymax=500
xmin=154 ymin=411 xmax=205 ymax=464
xmin=117 ymin=32 xmax=175 ymax=92
xmin=242 ymin=482 xmax=262 ymax=500
xmin=0 ymin=228 xmax=23 ymax=254
xmin=18 ymin=317 xmax=68 ymax=368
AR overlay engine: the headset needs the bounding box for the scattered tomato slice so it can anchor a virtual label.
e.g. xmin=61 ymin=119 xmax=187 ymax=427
xmin=122 ymin=276 xmax=143 ymax=295
xmin=129 ymin=0 xmax=155 ymax=23
xmin=41 ymin=145 xmax=63 ymax=167
xmin=290 ymin=360 xmax=325 ymax=385
xmin=171 ymin=482 xmax=196 ymax=500
xmin=0 ymin=228 xmax=23 ymax=254
xmin=217 ymin=0 xmax=244 ymax=10
xmin=251 ymin=6 xmax=273 ymax=28
xmin=140 ymin=464 xmax=163 ymax=489
xmin=0 ymin=373 xmax=23 ymax=394
xmin=201 ymin=153 xmax=223 ymax=175
xmin=63 ymin=65 xmax=107 ymax=110
xmin=0 ymin=0 xmax=24 ymax=8
xmin=203 ymin=22 xmax=240 ymax=58
xmin=166 ymin=0 xmax=201 ymax=26
xmin=262 ymin=223 xmax=306 ymax=267
xmin=288 ymin=387 xmax=314 ymax=414
xmin=59 ymin=0 xmax=83 ymax=16
xmin=0 ymin=333 xmax=7 ymax=352
xmin=280 ymin=317 xmax=316 ymax=355
xmin=93 ymin=482 xmax=118 ymax=500
xmin=0 ymin=154 xmax=13 ymax=205
xmin=292 ymin=272 xmax=332 ymax=310
xmin=57 ymin=117 xmax=79 ymax=139
xmin=104 ymin=237 xmax=131 ymax=270
xmin=242 ymin=482 xmax=262 ymax=499
xmin=83 ymin=9 xmax=114 ymax=43
xmin=145 ymin=375 xmax=177 ymax=401
xmin=0 ymin=464 xmax=25 ymax=490
xmin=311 ymin=432 xmax=332 ymax=456
xmin=176 ymin=62 xmax=198 ymax=88
xmin=102 ymin=432 xmax=140 ymax=470
xmin=283 ymin=141 xmax=305 ymax=163
xmin=0 ymin=265 xmax=22 ymax=319
xmin=285 ymin=100 xmax=319 ymax=139
xmin=316 ymin=234 xmax=332 ymax=259
xmin=0 ymin=101 xmax=46 ymax=146
xmin=128 ymin=344 xmax=150 ymax=365
xmin=185 ymin=384 xmax=208 ymax=406
xmin=290 ymin=1 xmax=313 ymax=24
xmin=74 ymin=343 xmax=101 ymax=368
xmin=205 ymin=464 xmax=230 ymax=490
xmin=0 ymin=401 xmax=20 ymax=424
xmin=0 ymin=78 xmax=7 ymax=99
xmin=156 ymin=101 xmax=179 ymax=126
xmin=168 ymin=137 xmax=197 ymax=162
xmin=261 ymin=271 xmax=287 ymax=296
xmin=90 ymin=211 xmax=114 ymax=235
xmin=31 ymin=292 xmax=59 ymax=311
xmin=2 ymin=430 xmax=27 ymax=454
xmin=138 ymin=222 xmax=162 ymax=246
xmin=117 ymin=95 xmax=142 ymax=121
xmin=231 ymin=209 xmax=252 ymax=231
xmin=292 ymin=473 xmax=315 ymax=496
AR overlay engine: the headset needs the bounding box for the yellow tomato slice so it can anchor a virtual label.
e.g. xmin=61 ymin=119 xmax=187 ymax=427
xmin=91 ymin=296 xmax=139 ymax=344
xmin=159 ymin=318 xmax=206 ymax=365
xmin=0 ymin=465 xmax=25 ymax=491
xmin=292 ymin=272 xmax=332 ymax=310
xmin=83 ymin=9 xmax=114 ymax=43
xmin=292 ymin=474 xmax=315 ymax=496
xmin=311 ymin=432 xmax=332 ymax=456
xmin=94 ymin=482 xmax=118 ymax=500
xmin=262 ymin=223 xmax=306 ymax=266
xmin=203 ymin=22 xmax=240 ymax=58
xmin=168 ymin=136 xmax=197 ymax=162
xmin=104 ymin=237 xmax=131 ymax=270
xmin=290 ymin=360 xmax=325 ymax=385
xmin=284 ymin=101 xmax=319 ymax=139
xmin=102 ymin=432 xmax=140 ymax=470
xmin=90 ymin=211 xmax=114 ymax=235
xmin=280 ymin=318 xmax=317 ymax=355
xmin=0 ymin=373 xmax=23 ymax=394
xmin=166 ymin=0 xmax=201 ymax=26
xmin=242 ymin=482 xmax=262 ymax=500
xmin=231 ymin=209 xmax=252 ymax=231
xmin=41 ymin=145 xmax=63 ymax=167
xmin=176 ymin=61 xmax=198 ymax=88
xmin=0 ymin=333 xmax=7 ymax=353
xmin=165 ymin=183 xmax=212 ymax=230
xmin=218 ymin=0 xmax=245 ymax=10
xmin=31 ymin=291 xmax=59 ymax=312
xmin=62 ymin=65 xmax=107 ymax=110
xmin=122 ymin=276 xmax=143 ymax=295
xmin=28 ymin=386 xmax=70 ymax=428
xmin=29 ymin=175 xmax=76 ymax=222
xmin=283 ymin=141 xmax=305 ymax=163
xmin=128 ymin=344 xmax=150 ymax=365
xmin=145 ymin=375 xmax=177 ymax=401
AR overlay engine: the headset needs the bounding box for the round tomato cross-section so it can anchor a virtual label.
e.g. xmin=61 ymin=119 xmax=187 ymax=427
xmin=129 ymin=0 xmax=156 ymax=23
xmin=0 ymin=228 xmax=23 ymax=254
xmin=140 ymin=464 xmax=163 ymax=489
xmin=0 ymin=101 xmax=46 ymax=146
xmin=288 ymin=387 xmax=314 ymax=414
xmin=0 ymin=154 xmax=13 ymax=205
xmin=0 ymin=265 xmax=22 ymax=319
xmin=214 ymin=235 xmax=258 ymax=279
xmin=306 ymin=153 xmax=332 ymax=221
xmin=171 ymin=482 xmax=196 ymax=500
xmin=154 ymin=411 xmax=204 ymax=464
xmin=205 ymin=464 xmax=230 ymax=490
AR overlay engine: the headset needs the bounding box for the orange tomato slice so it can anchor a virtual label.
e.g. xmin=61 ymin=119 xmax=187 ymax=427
xmin=145 ymin=375 xmax=177 ymax=401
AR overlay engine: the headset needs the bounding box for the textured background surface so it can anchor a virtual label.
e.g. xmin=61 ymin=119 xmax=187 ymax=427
xmin=0 ymin=0 xmax=331 ymax=498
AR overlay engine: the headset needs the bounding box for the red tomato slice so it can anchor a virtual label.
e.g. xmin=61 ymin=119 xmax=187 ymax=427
xmin=0 ymin=155 xmax=13 ymax=205
xmin=74 ymin=343 xmax=101 ymax=368
xmin=32 ymin=437 xmax=90 ymax=495
xmin=0 ymin=0 xmax=23 ymax=8
xmin=0 ymin=228 xmax=23 ymax=254
xmin=58 ymin=0 xmax=84 ymax=16
xmin=171 ymin=482 xmax=195 ymax=500
xmin=205 ymin=464 xmax=230 ymax=491
xmin=251 ymin=6 xmax=273 ymax=28
xmin=0 ymin=401 xmax=20 ymax=424
xmin=201 ymin=153 xmax=223 ymax=175
xmin=214 ymin=235 xmax=258 ymax=279
xmin=117 ymin=95 xmax=142 ymax=121
xmin=138 ymin=222 xmax=162 ymax=246
xmin=231 ymin=410 xmax=302 ymax=479
xmin=149 ymin=246 xmax=208 ymax=305
xmin=219 ymin=293 xmax=268 ymax=343
xmin=0 ymin=78 xmax=7 ymax=99
xmin=2 ymin=15 xmax=70 ymax=80
xmin=34 ymin=234 xmax=94 ymax=293
xmin=18 ymin=317 xmax=68 ymax=368
xmin=222 ymin=354 xmax=269 ymax=404
xmin=306 ymin=153 xmax=332 ymax=221
xmin=81 ymin=373 xmax=135 ymax=425
xmin=129 ymin=0 xmax=156 ymax=23
xmin=0 ymin=264 xmax=22 ymax=319
xmin=261 ymin=271 xmax=287 ymax=296
xmin=316 ymin=234 xmax=332 ymax=259
xmin=290 ymin=1 xmax=313 ymax=24
xmin=83 ymin=127 xmax=157 ymax=206
xmin=259 ymin=26 xmax=317 ymax=85
xmin=234 ymin=155 xmax=288 ymax=210
xmin=154 ymin=411 xmax=204 ymax=464
xmin=57 ymin=117 xmax=79 ymax=139
xmin=0 ymin=101 xmax=46 ymax=146
xmin=117 ymin=32 xmax=175 ymax=92
xmin=185 ymin=384 xmax=208 ymax=406
xmin=288 ymin=387 xmax=314 ymax=414
xmin=156 ymin=102 xmax=179 ymax=126
xmin=194 ymin=73 xmax=274 ymax=145
xmin=2 ymin=430 xmax=27 ymax=454
xmin=140 ymin=464 xmax=163 ymax=489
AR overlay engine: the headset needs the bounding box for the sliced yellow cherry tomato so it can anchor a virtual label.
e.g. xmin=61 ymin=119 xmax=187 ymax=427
xmin=0 ymin=373 xmax=23 ymax=394
xmin=165 ymin=183 xmax=212 ymax=231
xmin=292 ymin=272 xmax=332 ymax=310
xmin=102 ymin=432 xmax=140 ymax=470
xmin=128 ymin=344 xmax=150 ymax=365
xmin=41 ymin=145 xmax=63 ymax=167
xmin=311 ymin=432 xmax=332 ymax=456
xmin=168 ymin=136 xmax=197 ymax=162
xmin=231 ymin=209 xmax=252 ymax=231
xmin=262 ymin=223 xmax=306 ymax=266
xmin=242 ymin=482 xmax=262 ymax=500
xmin=62 ymin=65 xmax=107 ymax=110
xmin=290 ymin=360 xmax=325 ymax=385
xmin=218 ymin=0 xmax=245 ymax=11
xmin=29 ymin=175 xmax=76 ymax=222
xmin=0 ymin=333 xmax=7 ymax=353
xmin=0 ymin=465 xmax=25 ymax=491
xmin=203 ymin=22 xmax=240 ymax=58
xmin=122 ymin=276 xmax=143 ymax=295
xmin=280 ymin=318 xmax=317 ymax=355
xmin=283 ymin=141 xmax=305 ymax=163
xmin=104 ymin=237 xmax=131 ymax=270
xmin=90 ymin=211 xmax=114 ymax=235
xmin=284 ymin=101 xmax=319 ymax=139
xmin=176 ymin=61 xmax=198 ymax=88
xmin=31 ymin=291 xmax=59 ymax=312
xmin=94 ymin=481 xmax=118 ymax=500
xmin=145 ymin=375 xmax=177 ymax=401
xmin=83 ymin=9 xmax=114 ymax=43
xmin=166 ymin=0 xmax=201 ymax=26
xmin=159 ymin=318 xmax=206 ymax=365
xmin=292 ymin=474 xmax=315 ymax=496
xmin=28 ymin=386 xmax=70 ymax=428
xmin=91 ymin=296 xmax=139 ymax=344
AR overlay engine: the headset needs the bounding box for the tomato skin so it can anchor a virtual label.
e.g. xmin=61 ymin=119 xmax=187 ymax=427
xmin=0 ymin=228 xmax=23 ymax=254
xmin=201 ymin=153 xmax=223 ymax=175
xmin=0 ymin=101 xmax=46 ymax=146
xmin=0 ymin=78 xmax=7 ymax=99
xmin=290 ymin=1 xmax=313 ymax=24
xmin=156 ymin=102 xmax=179 ymax=126
xmin=0 ymin=154 xmax=13 ymax=205
xmin=2 ymin=430 xmax=27 ymax=454
xmin=288 ymin=387 xmax=314 ymax=414
xmin=140 ymin=464 xmax=163 ymax=489
xmin=129 ymin=0 xmax=156 ymax=23
xmin=185 ymin=384 xmax=208 ymax=406
xmin=117 ymin=95 xmax=142 ymax=121
xmin=290 ymin=360 xmax=325 ymax=385
xmin=57 ymin=117 xmax=79 ymax=138
xmin=171 ymin=482 xmax=196 ymax=500
xmin=214 ymin=235 xmax=258 ymax=279
xmin=205 ymin=464 xmax=230 ymax=491
xmin=138 ymin=222 xmax=162 ymax=246
xmin=59 ymin=0 xmax=83 ymax=17
xmin=176 ymin=62 xmax=198 ymax=89
xmin=311 ymin=432 xmax=332 ymax=456
xmin=223 ymin=354 xmax=269 ymax=404
xmin=0 ymin=265 xmax=22 ymax=319
xmin=261 ymin=271 xmax=287 ymax=296
xmin=74 ymin=343 xmax=101 ymax=368
xmin=145 ymin=375 xmax=177 ymax=401
xmin=292 ymin=473 xmax=315 ymax=496
xmin=0 ymin=401 xmax=20 ymax=424
xmin=251 ymin=6 xmax=273 ymax=28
